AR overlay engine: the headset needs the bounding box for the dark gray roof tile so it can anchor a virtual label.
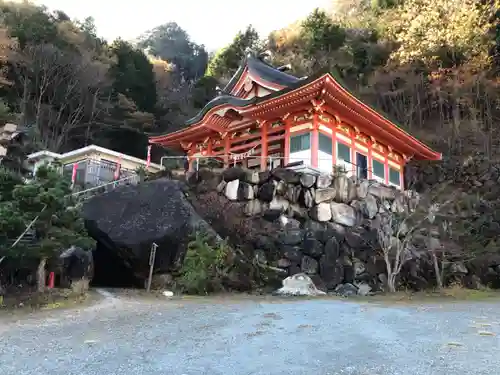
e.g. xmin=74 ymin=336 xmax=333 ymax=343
xmin=223 ymin=55 xmax=300 ymax=94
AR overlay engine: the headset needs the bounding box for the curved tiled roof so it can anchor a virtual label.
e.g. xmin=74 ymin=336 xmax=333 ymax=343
xmin=223 ymin=55 xmax=301 ymax=94
xmin=147 ymin=72 xmax=323 ymax=138
xmin=184 ymin=95 xmax=253 ymax=126
xmin=182 ymin=72 xmax=320 ymax=127
xmin=149 ymin=55 xmax=302 ymax=133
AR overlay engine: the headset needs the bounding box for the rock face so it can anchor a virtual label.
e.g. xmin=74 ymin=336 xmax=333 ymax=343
xmin=83 ymin=179 xmax=218 ymax=282
xmin=407 ymin=156 xmax=500 ymax=288
xmin=273 ymin=273 xmax=326 ymax=296
xmin=59 ymin=246 xmax=93 ymax=291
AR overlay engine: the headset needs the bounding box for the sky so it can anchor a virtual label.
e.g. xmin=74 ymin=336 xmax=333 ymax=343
xmin=31 ymin=0 xmax=330 ymax=52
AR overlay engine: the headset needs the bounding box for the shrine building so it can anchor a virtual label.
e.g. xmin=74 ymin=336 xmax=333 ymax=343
xmin=149 ymin=52 xmax=441 ymax=190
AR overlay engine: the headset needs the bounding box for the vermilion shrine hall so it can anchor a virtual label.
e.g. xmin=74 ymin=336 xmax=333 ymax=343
xmin=149 ymin=52 xmax=441 ymax=190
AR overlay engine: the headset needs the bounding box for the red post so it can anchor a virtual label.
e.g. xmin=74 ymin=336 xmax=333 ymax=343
xmin=311 ymin=114 xmax=319 ymax=168
xmin=331 ymin=121 xmax=337 ymax=168
xmin=223 ymin=136 xmax=230 ymax=168
xmin=367 ymin=139 xmax=373 ymax=180
xmin=349 ymin=129 xmax=356 ymax=176
xmin=188 ymin=145 xmax=196 ymax=172
xmin=260 ymin=121 xmax=268 ymax=171
xmin=146 ymin=145 xmax=151 ymax=168
xmin=114 ymin=155 xmax=122 ymax=180
xmin=400 ymin=164 xmax=405 ymax=190
xmin=385 ymin=159 xmax=390 ymax=185
xmin=207 ymin=139 xmax=213 ymax=157
xmin=71 ymin=163 xmax=78 ymax=185
xmin=47 ymin=272 xmax=55 ymax=289
xmin=284 ymin=118 xmax=291 ymax=166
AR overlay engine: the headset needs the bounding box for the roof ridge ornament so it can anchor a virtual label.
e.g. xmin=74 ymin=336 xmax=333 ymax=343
xmin=244 ymin=47 xmax=255 ymax=58
xmin=277 ymin=63 xmax=292 ymax=72
xmin=258 ymin=50 xmax=272 ymax=62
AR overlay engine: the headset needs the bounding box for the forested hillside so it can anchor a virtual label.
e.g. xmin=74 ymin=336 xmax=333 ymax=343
xmin=1 ymin=0 xmax=498 ymax=163
xmin=208 ymin=0 xmax=500 ymax=159
xmin=0 ymin=1 xmax=217 ymax=160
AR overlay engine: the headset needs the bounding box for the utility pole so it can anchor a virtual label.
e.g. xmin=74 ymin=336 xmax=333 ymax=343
xmin=146 ymin=242 xmax=158 ymax=293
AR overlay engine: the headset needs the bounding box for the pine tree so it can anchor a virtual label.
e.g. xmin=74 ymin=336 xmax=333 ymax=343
xmin=0 ymin=165 xmax=95 ymax=291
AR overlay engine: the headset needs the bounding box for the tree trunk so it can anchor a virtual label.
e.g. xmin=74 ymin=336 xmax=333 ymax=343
xmin=0 ymin=280 xmax=4 ymax=306
xmin=71 ymin=277 xmax=89 ymax=295
xmin=387 ymin=274 xmax=397 ymax=293
xmin=20 ymin=76 xmax=29 ymax=126
xmin=383 ymin=253 xmax=397 ymax=293
xmin=431 ymin=251 xmax=443 ymax=289
xmin=37 ymin=257 xmax=47 ymax=293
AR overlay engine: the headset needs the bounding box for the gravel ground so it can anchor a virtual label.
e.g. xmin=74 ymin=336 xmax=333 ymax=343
xmin=1 ymin=291 xmax=500 ymax=375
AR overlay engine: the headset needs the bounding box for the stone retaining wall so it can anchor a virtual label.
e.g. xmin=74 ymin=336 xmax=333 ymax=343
xmin=214 ymin=167 xmax=421 ymax=295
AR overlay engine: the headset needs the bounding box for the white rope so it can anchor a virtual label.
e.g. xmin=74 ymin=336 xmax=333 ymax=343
xmin=228 ymin=145 xmax=259 ymax=161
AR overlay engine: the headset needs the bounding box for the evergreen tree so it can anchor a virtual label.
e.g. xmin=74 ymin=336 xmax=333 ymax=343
xmin=0 ymin=165 xmax=95 ymax=291
xmin=206 ymin=25 xmax=260 ymax=81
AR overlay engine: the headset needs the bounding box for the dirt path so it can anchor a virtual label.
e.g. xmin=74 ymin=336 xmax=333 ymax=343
xmin=1 ymin=291 xmax=499 ymax=375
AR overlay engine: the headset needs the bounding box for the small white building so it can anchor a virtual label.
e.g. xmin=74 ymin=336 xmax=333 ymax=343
xmin=27 ymin=145 xmax=164 ymax=188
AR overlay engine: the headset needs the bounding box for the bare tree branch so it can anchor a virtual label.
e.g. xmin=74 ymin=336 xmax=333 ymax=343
xmin=10 ymin=43 xmax=111 ymax=151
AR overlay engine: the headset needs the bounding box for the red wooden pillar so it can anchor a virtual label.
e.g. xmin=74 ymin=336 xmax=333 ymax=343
xmin=223 ymin=136 xmax=230 ymax=168
xmin=400 ymin=164 xmax=405 ymax=190
xmin=384 ymin=156 xmax=390 ymax=185
xmin=311 ymin=114 xmax=319 ymax=168
xmin=331 ymin=122 xmax=337 ymax=168
xmin=207 ymin=139 xmax=213 ymax=157
xmin=188 ymin=145 xmax=196 ymax=172
xmin=260 ymin=121 xmax=268 ymax=171
xmin=367 ymin=140 xmax=373 ymax=180
xmin=284 ymin=118 xmax=291 ymax=166
xmin=350 ymin=130 xmax=356 ymax=176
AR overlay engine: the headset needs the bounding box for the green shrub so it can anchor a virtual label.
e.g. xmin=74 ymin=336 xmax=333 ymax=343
xmin=178 ymin=231 xmax=230 ymax=295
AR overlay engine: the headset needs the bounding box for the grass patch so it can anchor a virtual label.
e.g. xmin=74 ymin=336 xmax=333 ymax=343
xmin=112 ymin=286 xmax=500 ymax=307
xmin=0 ymin=288 xmax=97 ymax=315
xmin=437 ymin=285 xmax=500 ymax=300
xmin=478 ymin=331 xmax=496 ymax=336
xmin=446 ymin=342 xmax=464 ymax=347
xmin=365 ymin=285 xmax=500 ymax=305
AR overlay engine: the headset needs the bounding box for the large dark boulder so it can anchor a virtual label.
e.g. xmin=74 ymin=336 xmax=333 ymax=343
xmin=302 ymin=236 xmax=324 ymax=258
xmin=187 ymin=168 xmax=222 ymax=192
xmin=59 ymin=246 xmax=93 ymax=286
xmin=222 ymin=167 xmax=246 ymax=182
xmin=257 ymin=182 xmax=276 ymax=202
xmin=278 ymin=229 xmax=304 ymax=246
xmin=82 ymin=179 xmax=216 ymax=281
xmin=303 ymin=220 xmax=326 ymax=241
xmin=282 ymin=246 xmax=303 ymax=263
xmin=324 ymin=237 xmax=340 ymax=260
xmin=320 ymin=256 xmax=344 ymax=290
